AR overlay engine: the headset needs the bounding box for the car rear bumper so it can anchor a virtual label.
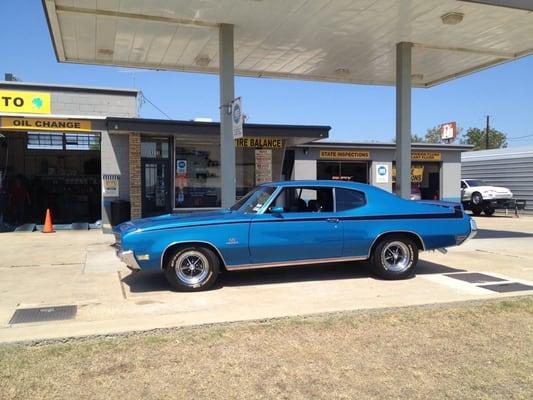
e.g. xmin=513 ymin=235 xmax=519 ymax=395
xmin=456 ymin=218 xmax=478 ymax=245
xmin=116 ymin=249 xmax=141 ymax=271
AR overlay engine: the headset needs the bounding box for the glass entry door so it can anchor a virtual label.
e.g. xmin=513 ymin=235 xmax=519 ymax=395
xmin=141 ymin=137 xmax=171 ymax=217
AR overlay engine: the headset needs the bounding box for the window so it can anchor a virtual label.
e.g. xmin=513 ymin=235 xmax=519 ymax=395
xmin=465 ymin=179 xmax=486 ymax=187
xmin=270 ymin=187 xmax=333 ymax=213
xmin=230 ymin=186 xmax=276 ymax=213
xmin=175 ymin=136 xmax=221 ymax=208
xmin=27 ymin=132 xmax=100 ymax=151
xmin=27 ymin=132 xmax=63 ymax=150
xmin=335 ymin=188 xmax=366 ymax=211
xmin=65 ymin=134 xmax=100 ymax=150
xmin=461 ymin=181 xmax=467 ymax=189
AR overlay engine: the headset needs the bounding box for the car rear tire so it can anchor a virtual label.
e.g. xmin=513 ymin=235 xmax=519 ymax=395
xmin=471 ymin=206 xmax=483 ymax=216
xmin=164 ymin=246 xmax=220 ymax=292
xmin=484 ymin=206 xmax=495 ymax=216
xmin=370 ymin=235 xmax=418 ymax=280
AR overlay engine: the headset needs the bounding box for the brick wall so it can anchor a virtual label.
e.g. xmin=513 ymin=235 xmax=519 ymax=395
xmin=129 ymin=133 xmax=142 ymax=219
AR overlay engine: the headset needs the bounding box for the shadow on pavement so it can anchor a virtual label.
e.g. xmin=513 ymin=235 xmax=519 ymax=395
xmin=121 ymin=259 xmax=466 ymax=293
xmin=474 ymin=229 xmax=533 ymax=239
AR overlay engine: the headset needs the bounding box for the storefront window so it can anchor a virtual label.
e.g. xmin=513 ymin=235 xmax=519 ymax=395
xmin=175 ymin=136 xmax=221 ymax=208
xmin=317 ymin=161 xmax=368 ymax=183
xmin=236 ymin=137 xmax=285 ymax=199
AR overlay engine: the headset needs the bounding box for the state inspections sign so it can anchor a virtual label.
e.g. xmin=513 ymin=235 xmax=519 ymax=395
xmin=231 ymin=97 xmax=243 ymax=139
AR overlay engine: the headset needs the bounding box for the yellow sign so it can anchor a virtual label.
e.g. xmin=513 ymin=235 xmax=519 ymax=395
xmin=392 ymin=164 xmax=425 ymax=183
xmin=0 ymin=90 xmax=51 ymax=114
xmin=319 ymin=150 xmax=370 ymax=160
xmin=0 ymin=117 xmax=92 ymax=132
xmin=412 ymin=151 xmax=441 ymax=161
xmin=235 ymin=137 xmax=283 ymax=148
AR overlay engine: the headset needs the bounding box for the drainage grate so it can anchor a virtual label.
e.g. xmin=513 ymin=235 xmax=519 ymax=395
xmin=9 ymin=305 xmax=77 ymax=324
xmin=479 ymin=282 xmax=533 ymax=293
xmin=444 ymin=272 xmax=505 ymax=284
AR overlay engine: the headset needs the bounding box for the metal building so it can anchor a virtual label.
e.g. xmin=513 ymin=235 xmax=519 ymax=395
xmin=461 ymin=146 xmax=533 ymax=214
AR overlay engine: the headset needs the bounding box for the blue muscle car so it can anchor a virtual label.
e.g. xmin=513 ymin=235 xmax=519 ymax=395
xmin=114 ymin=181 xmax=477 ymax=291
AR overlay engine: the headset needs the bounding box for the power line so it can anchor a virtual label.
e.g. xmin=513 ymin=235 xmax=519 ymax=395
xmin=507 ymin=134 xmax=533 ymax=141
xmin=139 ymin=92 xmax=172 ymax=120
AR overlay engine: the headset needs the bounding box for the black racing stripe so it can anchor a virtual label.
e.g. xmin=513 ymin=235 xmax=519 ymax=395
xmin=342 ymin=209 xmax=463 ymax=221
xmin=252 ymin=209 xmax=463 ymax=223
xmin=146 ymin=209 xmax=463 ymax=231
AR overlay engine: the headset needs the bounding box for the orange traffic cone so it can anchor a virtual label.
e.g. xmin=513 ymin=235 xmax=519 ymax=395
xmin=43 ymin=209 xmax=55 ymax=233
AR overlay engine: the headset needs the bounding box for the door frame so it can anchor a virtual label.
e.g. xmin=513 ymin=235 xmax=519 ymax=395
xmin=140 ymin=137 xmax=172 ymax=217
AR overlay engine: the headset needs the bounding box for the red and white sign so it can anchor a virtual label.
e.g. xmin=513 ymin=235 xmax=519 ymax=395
xmin=440 ymin=121 xmax=457 ymax=140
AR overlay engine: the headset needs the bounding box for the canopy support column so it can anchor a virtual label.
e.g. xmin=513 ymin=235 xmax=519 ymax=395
xmin=219 ymin=23 xmax=236 ymax=208
xmin=395 ymin=42 xmax=412 ymax=199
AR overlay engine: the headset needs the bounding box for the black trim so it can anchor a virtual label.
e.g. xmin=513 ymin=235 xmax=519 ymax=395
xmin=106 ymin=117 xmax=330 ymax=138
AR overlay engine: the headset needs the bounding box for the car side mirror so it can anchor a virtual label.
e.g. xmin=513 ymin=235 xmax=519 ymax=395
xmin=269 ymin=206 xmax=284 ymax=214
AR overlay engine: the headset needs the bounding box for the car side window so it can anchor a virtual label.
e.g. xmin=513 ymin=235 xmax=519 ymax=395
xmin=335 ymin=188 xmax=366 ymax=211
xmin=461 ymin=181 xmax=467 ymax=189
xmin=270 ymin=187 xmax=334 ymax=213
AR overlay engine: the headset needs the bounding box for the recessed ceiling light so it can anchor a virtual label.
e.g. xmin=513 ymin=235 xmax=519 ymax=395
xmin=441 ymin=12 xmax=464 ymax=25
xmin=195 ymin=55 xmax=211 ymax=67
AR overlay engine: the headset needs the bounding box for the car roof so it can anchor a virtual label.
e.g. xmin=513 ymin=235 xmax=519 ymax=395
xmin=261 ymin=180 xmax=371 ymax=190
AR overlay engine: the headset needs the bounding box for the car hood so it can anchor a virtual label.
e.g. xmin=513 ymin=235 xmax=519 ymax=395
xmin=472 ymin=186 xmax=512 ymax=193
xmin=114 ymin=210 xmax=247 ymax=235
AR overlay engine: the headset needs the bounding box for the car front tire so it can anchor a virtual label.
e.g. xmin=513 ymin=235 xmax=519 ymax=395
xmin=471 ymin=192 xmax=483 ymax=206
xmin=164 ymin=246 xmax=220 ymax=292
xmin=370 ymin=235 xmax=418 ymax=280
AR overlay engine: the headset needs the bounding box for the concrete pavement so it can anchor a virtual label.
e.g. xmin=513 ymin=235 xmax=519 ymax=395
xmin=0 ymin=215 xmax=532 ymax=343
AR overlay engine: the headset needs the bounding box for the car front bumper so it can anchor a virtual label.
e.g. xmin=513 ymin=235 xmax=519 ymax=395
xmin=116 ymin=249 xmax=141 ymax=271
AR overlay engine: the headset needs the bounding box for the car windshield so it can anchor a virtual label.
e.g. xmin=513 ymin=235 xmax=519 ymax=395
xmin=465 ymin=179 xmax=487 ymax=187
xmin=229 ymin=186 xmax=277 ymax=213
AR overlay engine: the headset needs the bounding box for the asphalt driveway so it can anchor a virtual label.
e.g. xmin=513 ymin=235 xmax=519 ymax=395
xmin=0 ymin=215 xmax=532 ymax=343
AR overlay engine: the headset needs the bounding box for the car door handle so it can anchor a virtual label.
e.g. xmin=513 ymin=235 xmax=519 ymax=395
xmin=326 ymin=218 xmax=340 ymax=223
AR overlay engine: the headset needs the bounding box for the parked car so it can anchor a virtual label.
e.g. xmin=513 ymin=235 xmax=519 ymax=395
xmin=114 ymin=180 xmax=477 ymax=291
xmin=460 ymin=179 xmax=513 ymax=216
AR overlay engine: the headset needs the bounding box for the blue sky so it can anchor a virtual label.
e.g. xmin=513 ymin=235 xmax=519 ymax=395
xmin=2 ymin=1 xmax=533 ymax=146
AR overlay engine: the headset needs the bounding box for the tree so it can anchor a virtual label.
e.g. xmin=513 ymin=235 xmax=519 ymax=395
xmin=411 ymin=134 xmax=424 ymax=143
xmin=424 ymin=126 xmax=443 ymax=143
xmin=460 ymin=127 xmax=507 ymax=150
xmin=423 ymin=125 xmax=462 ymax=144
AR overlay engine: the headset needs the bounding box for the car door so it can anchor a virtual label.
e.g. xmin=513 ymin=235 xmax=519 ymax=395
xmin=334 ymin=187 xmax=372 ymax=257
xmin=249 ymin=186 xmax=343 ymax=264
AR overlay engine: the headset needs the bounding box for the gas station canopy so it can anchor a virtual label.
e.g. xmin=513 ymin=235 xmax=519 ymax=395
xmin=43 ymin=0 xmax=533 ymax=88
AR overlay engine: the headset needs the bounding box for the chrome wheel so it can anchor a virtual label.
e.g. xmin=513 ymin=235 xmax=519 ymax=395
xmin=174 ymin=250 xmax=210 ymax=286
xmin=381 ymin=241 xmax=411 ymax=272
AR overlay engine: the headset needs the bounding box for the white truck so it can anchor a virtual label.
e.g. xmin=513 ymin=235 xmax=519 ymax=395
xmin=460 ymin=179 xmax=513 ymax=216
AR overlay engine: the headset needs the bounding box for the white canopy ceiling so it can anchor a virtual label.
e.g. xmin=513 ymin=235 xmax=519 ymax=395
xmin=42 ymin=0 xmax=533 ymax=87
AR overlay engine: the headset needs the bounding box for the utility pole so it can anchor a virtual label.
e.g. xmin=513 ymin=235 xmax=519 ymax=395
xmin=485 ymin=115 xmax=490 ymax=150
